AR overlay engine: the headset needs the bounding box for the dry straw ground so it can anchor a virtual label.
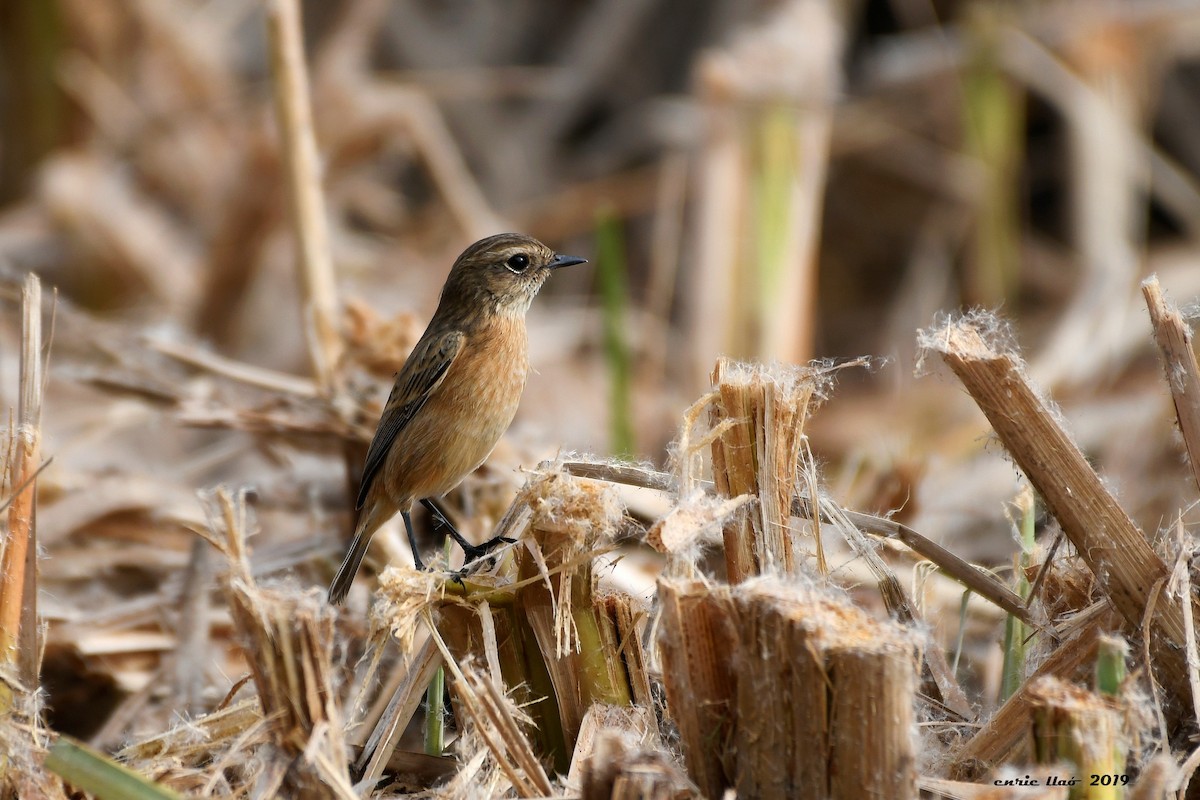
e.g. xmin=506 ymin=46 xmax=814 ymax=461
xmin=5 ymin=1 xmax=1200 ymax=799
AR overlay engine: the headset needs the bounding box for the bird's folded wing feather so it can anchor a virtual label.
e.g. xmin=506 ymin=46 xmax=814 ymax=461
xmin=356 ymin=329 xmax=465 ymax=509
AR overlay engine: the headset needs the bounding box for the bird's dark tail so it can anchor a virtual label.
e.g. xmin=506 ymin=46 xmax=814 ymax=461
xmin=328 ymin=501 xmax=394 ymax=605
xmin=328 ymin=528 xmax=371 ymax=605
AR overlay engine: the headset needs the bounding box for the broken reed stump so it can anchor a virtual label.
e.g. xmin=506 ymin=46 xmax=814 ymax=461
xmin=0 ymin=275 xmax=59 ymax=800
xmin=513 ymin=470 xmax=636 ymax=753
xmin=655 ymin=579 xmax=738 ymax=799
xmin=204 ymin=489 xmax=353 ymax=798
xmin=581 ymin=727 xmax=698 ymax=800
xmin=709 ymin=358 xmax=816 ymax=582
xmin=658 ymin=577 xmax=917 ymax=800
xmin=436 ymin=580 xmax=569 ymax=770
xmin=1028 ymin=677 xmax=1125 ymax=800
xmin=736 ymin=580 xmax=917 ymax=800
xmin=1142 ymin=276 xmax=1200 ymax=497
xmin=925 ymin=315 xmax=1195 ymax=725
xmin=0 ymin=274 xmax=45 ymax=704
xmin=430 ymin=467 xmax=648 ymax=775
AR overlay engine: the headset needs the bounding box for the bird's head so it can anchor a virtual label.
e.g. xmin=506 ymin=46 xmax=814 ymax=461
xmin=440 ymin=233 xmax=587 ymax=319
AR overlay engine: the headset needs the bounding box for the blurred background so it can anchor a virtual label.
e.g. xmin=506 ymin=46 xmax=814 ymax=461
xmin=3 ymin=0 xmax=1200 ymax=742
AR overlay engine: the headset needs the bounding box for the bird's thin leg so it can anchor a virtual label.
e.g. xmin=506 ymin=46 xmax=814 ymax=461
xmin=420 ymin=498 xmax=515 ymax=564
xmin=402 ymin=510 xmax=426 ymax=571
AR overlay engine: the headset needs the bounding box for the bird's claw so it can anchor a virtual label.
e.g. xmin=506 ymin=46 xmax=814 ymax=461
xmin=459 ymin=535 xmax=517 ymax=565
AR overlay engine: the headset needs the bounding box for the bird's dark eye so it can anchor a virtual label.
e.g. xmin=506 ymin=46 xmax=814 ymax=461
xmin=506 ymin=253 xmax=530 ymax=272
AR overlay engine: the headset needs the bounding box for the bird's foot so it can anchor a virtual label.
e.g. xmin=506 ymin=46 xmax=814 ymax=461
xmin=448 ymin=536 xmax=518 ymax=589
xmin=458 ymin=535 xmax=518 ymax=566
xmin=420 ymin=498 xmax=515 ymax=570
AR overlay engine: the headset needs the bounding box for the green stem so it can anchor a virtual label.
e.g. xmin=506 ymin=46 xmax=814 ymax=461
xmin=1000 ymin=488 xmax=1036 ymax=702
xmin=423 ymin=666 xmax=445 ymax=756
xmin=594 ymin=209 xmax=634 ymax=458
xmin=45 ymin=737 xmax=184 ymax=800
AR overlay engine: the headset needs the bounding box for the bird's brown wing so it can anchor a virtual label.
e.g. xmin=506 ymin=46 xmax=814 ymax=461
xmin=356 ymin=329 xmax=465 ymax=510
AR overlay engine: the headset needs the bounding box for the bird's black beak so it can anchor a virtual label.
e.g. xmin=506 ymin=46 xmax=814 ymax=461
xmin=548 ymin=254 xmax=587 ymax=270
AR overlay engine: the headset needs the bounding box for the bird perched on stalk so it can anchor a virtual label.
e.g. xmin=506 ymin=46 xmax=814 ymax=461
xmin=328 ymin=233 xmax=587 ymax=605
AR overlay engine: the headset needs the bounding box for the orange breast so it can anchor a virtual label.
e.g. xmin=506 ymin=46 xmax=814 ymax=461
xmin=381 ymin=315 xmax=529 ymax=503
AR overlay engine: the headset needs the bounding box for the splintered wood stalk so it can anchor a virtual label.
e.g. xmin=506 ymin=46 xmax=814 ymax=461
xmin=709 ymin=359 xmax=815 ymax=582
xmin=436 ymin=585 xmax=569 ymax=770
xmin=1 ymin=274 xmax=44 ymax=707
xmin=735 ymin=580 xmax=916 ymax=800
xmin=928 ymin=316 xmax=1194 ymax=714
xmin=205 ymin=489 xmax=352 ymax=797
xmin=597 ymin=592 xmax=654 ymax=713
xmin=1142 ymin=276 xmax=1200 ymax=496
xmin=581 ymin=728 xmax=699 ymax=800
xmin=514 ymin=470 xmax=632 ymax=762
xmin=1029 ymin=677 xmax=1125 ymax=800
xmin=655 ymin=578 xmax=738 ymax=799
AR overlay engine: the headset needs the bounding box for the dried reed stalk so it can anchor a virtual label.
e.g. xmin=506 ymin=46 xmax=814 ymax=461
xmin=710 ymin=359 xmax=814 ymax=582
xmin=814 ymin=501 xmax=1036 ymax=629
xmin=204 ymin=489 xmax=353 ymax=798
xmin=0 ymin=274 xmax=52 ymax=794
xmin=266 ymin=0 xmax=344 ymax=400
xmin=655 ymin=578 xmax=737 ymax=799
xmin=928 ymin=316 xmax=1193 ymax=715
xmin=120 ymin=698 xmax=263 ymax=762
xmin=735 ymin=580 xmax=916 ymax=800
xmin=1029 ymin=677 xmax=1125 ymax=800
xmin=1 ymin=274 xmax=45 ymax=699
xmin=1142 ymin=276 xmax=1200 ymax=496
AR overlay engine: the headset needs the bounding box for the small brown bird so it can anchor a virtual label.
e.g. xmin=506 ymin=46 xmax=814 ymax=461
xmin=328 ymin=233 xmax=586 ymax=604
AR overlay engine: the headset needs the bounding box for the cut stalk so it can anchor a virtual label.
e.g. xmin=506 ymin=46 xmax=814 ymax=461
xmin=655 ymin=578 xmax=737 ymax=799
xmin=927 ymin=316 xmax=1194 ymax=717
xmin=709 ymin=359 xmax=816 ymax=582
xmin=204 ymin=489 xmax=352 ymax=796
xmin=1029 ymin=677 xmax=1126 ymax=800
xmin=734 ymin=580 xmax=917 ymax=800
xmin=1 ymin=274 xmax=45 ymax=713
xmin=514 ymin=471 xmax=631 ymax=763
